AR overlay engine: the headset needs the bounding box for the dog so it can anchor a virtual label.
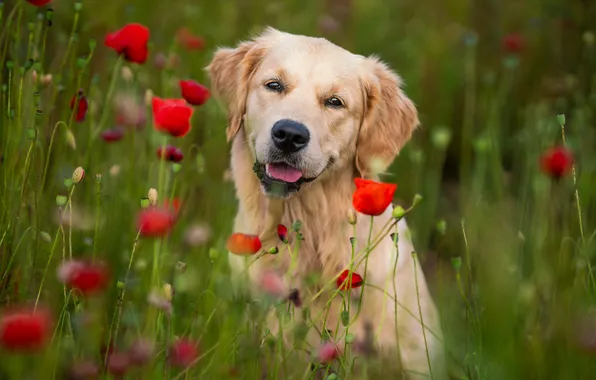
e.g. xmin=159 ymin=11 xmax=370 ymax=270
xmin=207 ymin=27 xmax=446 ymax=379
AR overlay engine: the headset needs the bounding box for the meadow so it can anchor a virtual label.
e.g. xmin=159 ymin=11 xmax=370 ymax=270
xmin=1 ymin=0 xmax=596 ymax=379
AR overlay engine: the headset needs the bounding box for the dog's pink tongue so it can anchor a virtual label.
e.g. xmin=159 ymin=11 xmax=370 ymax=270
xmin=266 ymin=163 xmax=303 ymax=183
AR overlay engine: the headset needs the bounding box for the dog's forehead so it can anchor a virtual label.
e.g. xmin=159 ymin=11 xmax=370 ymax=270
xmin=259 ymin=34 xmax=364 ymax=81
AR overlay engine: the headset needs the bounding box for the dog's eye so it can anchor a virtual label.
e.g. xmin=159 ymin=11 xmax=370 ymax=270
xmin=265 ymin=81 xmax=283 ymax=93
xmin=325 ymin=96 xmax=344 ymax=108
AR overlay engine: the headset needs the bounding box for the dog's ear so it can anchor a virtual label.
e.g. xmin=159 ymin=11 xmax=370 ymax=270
xmin=356 ymin=57 xmax=419 ymax=178
xmin=206 ymin=32 xmax=273 ymax=142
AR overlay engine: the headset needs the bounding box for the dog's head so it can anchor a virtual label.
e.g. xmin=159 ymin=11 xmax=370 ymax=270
xmin=207 ymin=27 xmax=419 ymax=198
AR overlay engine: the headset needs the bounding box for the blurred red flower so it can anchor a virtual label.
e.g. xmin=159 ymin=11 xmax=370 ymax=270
xmin=541 ymin=146 xmax=574 ymax=179
xmin=179 ymin=80 xmax=210 ymax=106
xmin=169 ymin=338 xmax=199 ymax=368
xmin=502 ymin=33 xmax=525 ymax=54
xmin=0 ymin=307 xmax=52 ymax=352
xmin=58 ymin=260 xmax=110 ymax=296
xmin=101 ymin=128 xmax=124 ymax=143
xmin=137 ymin=207 xmax=176 ymax=237
xmin=336 ymin=269 xmax=363 ymax=290
xmin=152 ymin=97 xmax=194 ymax=138
xmin=26 ymin=0 xmax=52 ymax=6
xmin=164 ymin=198 xmax=181 ymax=214
xmin=104 ymin=23 xmax=150 ymax=64
xmin=107 ymin=351 xmax=130 ymax=377
xmin=317 ymin=341 xmax=340 ymax=363
xmin=259 ymin=271 xmax=286 ymax=298
xmin=277 ymin=224 xmax=288 ymax=243
xmin=226 ymin=233 xmax=262 ymax=255
xmin=176 ymin=28 xmax=205 ymax=51
xmin=352 ymin=178 xmax=396 ymax=216
xmin=70 ymin=90 xmax=88 ymax=123
xmin=156 ymin=145 xmax=184 ymax=162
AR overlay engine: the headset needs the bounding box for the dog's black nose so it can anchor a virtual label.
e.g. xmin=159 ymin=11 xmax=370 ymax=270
xmin=271 ymin=119 xmax=310 ymax=153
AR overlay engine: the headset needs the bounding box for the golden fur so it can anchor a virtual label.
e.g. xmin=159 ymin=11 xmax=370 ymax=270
xmin=207 ymin=27 xmax=446 ymax=379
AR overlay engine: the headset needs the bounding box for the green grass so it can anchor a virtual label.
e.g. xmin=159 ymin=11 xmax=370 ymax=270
xmin=1 ymin=0 xmax=596 ymax=379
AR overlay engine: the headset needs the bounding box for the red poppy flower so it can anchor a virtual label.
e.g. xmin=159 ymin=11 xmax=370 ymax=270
xmin=101 ymin=128 xmax=124 ymax=142
xmin=317 ymin=342 xmax=340 ymax=363
xmin=104 ymin=23 xmax=150 ymax=64
xmin=26 ymin=0 xmax=52 ymax=6
xmin=137 ymin=207 xmax=177 ymax=237
xmin=152 ymin=97 xmax=194 ymax=138
xmin=277 ymin=224 xmax=288 ymax=243
xmin=107 ymin=351 xmax=130 ymax=377
xmin=259 ymin=271 xmax=286 ymax=298
xmin=502 ymin=33 xmax=525 ymax=54
xmin=352 ymin=178 xmax=396 ymax=216
xmin=540 ymin=146 xmax=573 ymax=179
xmin=176 ymin=28 xmax=205 ymax=51
xmin=57 ymin=260 xmax=110 ymax=296
xmin=70 ymin=90 xmax=88 ymax=123
xmin=169 ymin=338 xmax=199 ymax=368
xmin=336 ymin=269 xmax=364 ymax=290
xmin=226 ymin=233 xmax=262 ymax=255
xmin=0 ymin=307 xmax=52 ymax=352
xmin=179 ymin=80 xmax=210 ymax=106
xmin=157 ymin=145 xmax=184 ymax=162
xmin=128 ymin=338 xmax=155 ymax=367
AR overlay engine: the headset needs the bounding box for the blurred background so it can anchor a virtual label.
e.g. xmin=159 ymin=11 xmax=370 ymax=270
xmin=2 ymin=0 xmax=596 ymax=378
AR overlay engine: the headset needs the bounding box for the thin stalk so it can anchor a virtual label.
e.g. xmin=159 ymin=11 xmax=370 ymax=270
xmin=412 ymin=252 xmax=434 ymax=380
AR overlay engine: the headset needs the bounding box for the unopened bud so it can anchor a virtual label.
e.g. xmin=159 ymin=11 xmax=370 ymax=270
xmin=147 ymin=188 xmax=158 ymax=206
xmin=392 ymin=205 xmax=406 ymax=219
xmin=412 ymin=194 xmax=423 ymax=207
xmin=56 ymin=195 xmax=68 ymax=207
xmin=268 ymin=246 xmax=279 ymax=255
xmin=140 ymin=198 xmax=150 ymax=209
xmin=163 ymin=283 xmax=173 ymax=301
xmin=65 ymin=129 xmax=77 ymax=150
xmin=41 ymin=74 xmax=53 ymax=86
xmin=144 ymin=89 xmax=154 ymax=106
xmin=121 ymin=66 xmax=133 ymax=83
xmin=175 ymin=261 xmax=187 ymax=273
xmin=347 ymin=209 xmax=357 ymax=225
xmin=72 ymin=166 xmax=85 ymax=184
xmin=431 ymin=127 xmax=452 ymax=149
xmin=556 ymin=114 xmax=566 ymax=126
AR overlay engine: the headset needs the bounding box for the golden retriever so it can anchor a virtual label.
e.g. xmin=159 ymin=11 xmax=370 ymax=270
xmin=207 ymin=27 xmax=446 ymax=379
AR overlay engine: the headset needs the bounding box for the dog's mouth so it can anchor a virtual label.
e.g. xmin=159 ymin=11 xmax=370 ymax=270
xmin=253 ymin=161 xmax=317 ymax=197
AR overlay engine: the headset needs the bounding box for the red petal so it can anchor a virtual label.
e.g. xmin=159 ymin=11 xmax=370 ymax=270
xmin=26 ymin=0 xmax=52 ymax=6
xmin=336 ymin=269 xmax=364 ymax=290
xmin=277 ymin=224 xmax=288 ymax=243
xmin=0 ymin=307 xmax=52 ymax=352
xmin=352 ymin=178 xmax=397 ymax=216
xmin=152 ymin=98 xmax=194 ymax=137
xmin=137 ymin=207 xmax=176 ymax=237
xmin=226 ymin=233 xmax=262 ymax=255
xmin=104 ymin=23 xmax=150 ymax=64
xmin=179 ymin=80 xmax=210 ymax=106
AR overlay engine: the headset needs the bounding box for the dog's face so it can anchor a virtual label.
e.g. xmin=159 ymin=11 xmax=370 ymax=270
xmin=207 ymin=28 xmax=419 ymax=198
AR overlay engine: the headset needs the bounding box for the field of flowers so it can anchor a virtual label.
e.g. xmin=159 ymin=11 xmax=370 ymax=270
xmin=1 ymin=0 xmax=596 ymax=379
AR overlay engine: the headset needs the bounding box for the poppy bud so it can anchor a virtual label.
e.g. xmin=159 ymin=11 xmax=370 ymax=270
xmin=72 ymin=167 xmax=85 ymax=184
xmin=147 ymin=188 xmax=158 ymax=206
xmin=391 ymin=205 xmax=405 ymax=219
xmin=347 ymin=209 xmax=357 ymax=225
